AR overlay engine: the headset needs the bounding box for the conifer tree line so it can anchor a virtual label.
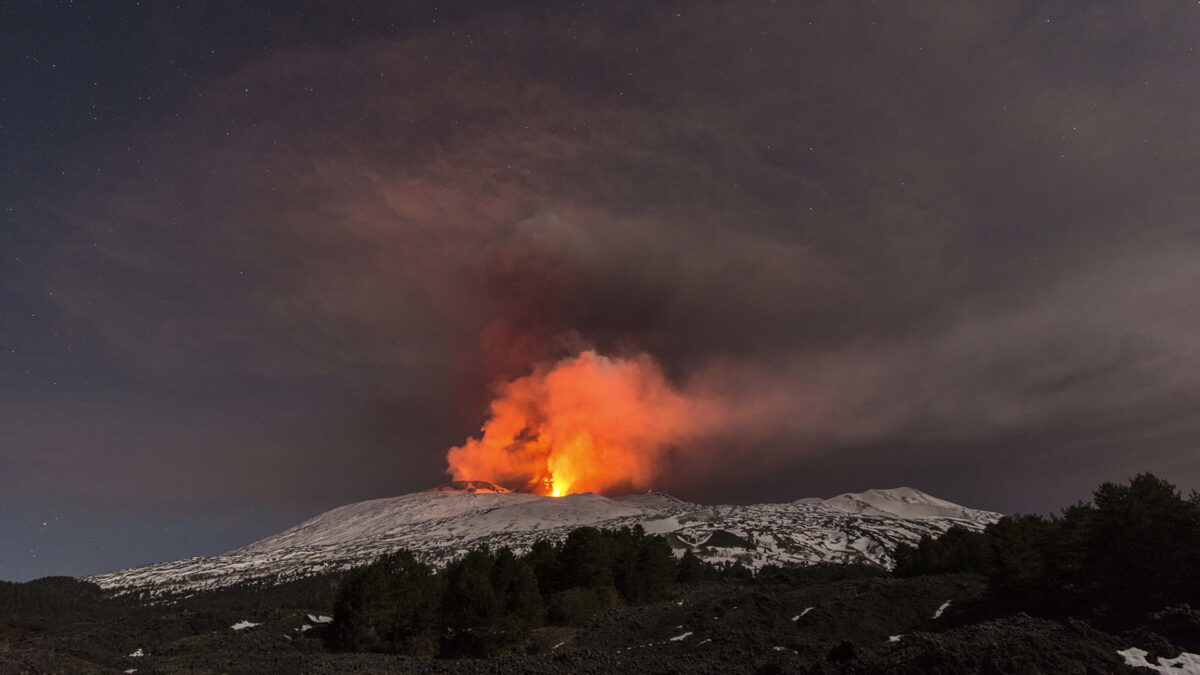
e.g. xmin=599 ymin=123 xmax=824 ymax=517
xmin=331 ymin=525 xmax=717 ymax=657
xmin=893 ymin=473 xmax=1200 ymax=620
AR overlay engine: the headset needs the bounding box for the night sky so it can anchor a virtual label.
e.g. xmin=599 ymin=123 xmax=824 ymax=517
xmin=4 ymin=1 xmax=1200 ymax=582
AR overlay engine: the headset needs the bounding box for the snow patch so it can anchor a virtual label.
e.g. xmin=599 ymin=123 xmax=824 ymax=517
xmin=306 ymin=614 xmax=332 ymax=624
xmin=669 ymin=631 xmax=693 ymax=641
xmin=792 ymin=606 xmax=815 ymax=621
xmin=932 ymin=600 xmax=951 ymax=619
xmin=889 ymin=635 xmax=903 ymax=643
xmin=640 ymin=516 xmax=681 ymax=534
xmin=231 ymin=620 xmax=261 ymax=630
xmin=128 ymin=648 xmax=144 ymax=657
xmin=1117 ymin=647 xmax=1200 ymax=674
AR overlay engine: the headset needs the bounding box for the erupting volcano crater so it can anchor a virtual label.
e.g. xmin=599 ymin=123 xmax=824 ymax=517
xmin=446 ymin=351 xmax=728 ymax=498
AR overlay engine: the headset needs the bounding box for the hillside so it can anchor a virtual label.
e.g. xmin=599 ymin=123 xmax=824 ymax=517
xmin=87 ymin=485 xmax=1000 ymax=596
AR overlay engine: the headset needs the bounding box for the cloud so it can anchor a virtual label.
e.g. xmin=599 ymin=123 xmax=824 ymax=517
xmin=41 ymin=1 xmax=1200 ymax=509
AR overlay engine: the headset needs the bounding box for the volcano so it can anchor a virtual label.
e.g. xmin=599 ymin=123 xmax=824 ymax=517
xmin=87 ymin=486 xmax=1001 ymax=597
xmin=427 ymin=480 xmax=512 ymax=494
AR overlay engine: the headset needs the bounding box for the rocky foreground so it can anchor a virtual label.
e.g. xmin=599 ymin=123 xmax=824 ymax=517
xmin=4 ymin=568 xmax=1193 ymax=673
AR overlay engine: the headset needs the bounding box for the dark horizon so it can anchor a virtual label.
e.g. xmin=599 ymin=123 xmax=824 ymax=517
xmin=4 ymin=1 xmax=1200 ymax=582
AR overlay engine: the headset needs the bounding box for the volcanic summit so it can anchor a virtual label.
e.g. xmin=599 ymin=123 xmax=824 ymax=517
xmin=87 ymin=485 xmax=1001 ymax=597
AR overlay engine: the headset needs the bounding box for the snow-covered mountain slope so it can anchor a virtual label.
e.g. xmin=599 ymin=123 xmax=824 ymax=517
xmin=86 ymin=484 xmax=1002 ymax=597
xmin=813 ymin=486 xmax=997 ymax=520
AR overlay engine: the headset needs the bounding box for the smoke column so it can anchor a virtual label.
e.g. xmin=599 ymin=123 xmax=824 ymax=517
xmin=446 ymin=350 xmax=722 ymax=496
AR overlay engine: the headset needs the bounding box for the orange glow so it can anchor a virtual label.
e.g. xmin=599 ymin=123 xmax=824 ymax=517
xmin=446 ymin=351 xmax=708 ymax=496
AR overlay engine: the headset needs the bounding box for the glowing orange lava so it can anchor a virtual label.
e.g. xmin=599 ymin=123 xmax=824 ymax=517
xmin=446 ymin=351 xmax=707 ymax=496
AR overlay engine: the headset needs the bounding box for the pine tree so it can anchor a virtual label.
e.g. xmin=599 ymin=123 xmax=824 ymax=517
xmin=439 ymin=547 xmax=499 ymax=629
xmin=331 ymin=550 xmax=440 ymax=655
xmin=491 ymin=547 xmax=544 ymax=634
xmin=526 ymin=539 xmax=562 ymax=596
xmin=676 ymin=550 xmax=706 ymax=584
xmin=558 ymin=527 xmax=615 ymax=589
xmin=636 ymin=533 xmax=676 ymax=602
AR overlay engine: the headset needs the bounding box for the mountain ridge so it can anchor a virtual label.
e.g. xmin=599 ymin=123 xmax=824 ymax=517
xmin=86 ymin=485 xmax=1002 ymax=597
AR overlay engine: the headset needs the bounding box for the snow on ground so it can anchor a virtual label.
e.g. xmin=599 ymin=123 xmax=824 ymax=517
xmin=932 ymin=600 xmax=951 ymax=619
xmin=1117 ymin=647 xmax=1200 ymax=674
xmin=230 ymin=620 xmax=261 ymax=631
xmin=889 ymin=635 xmax=903 ymax=642
xmin=669 ymin=631 xmax=693 ymax=641
xmin=640 ymin=516 xmax=681 ymax=534
xmin=819 ymin=487 xmax=992 ymax=520
xmin=128 ymin=648 xmax=144 ymax=657
xmin=88 ymin=487 xmax=1002 ymax=597
xmin=791 ymin=606 xmax=816 ymax=621
xmin=306 ymin=614 xmax=333 ymax=624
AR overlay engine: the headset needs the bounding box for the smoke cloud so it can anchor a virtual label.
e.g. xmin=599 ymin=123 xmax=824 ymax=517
xmin=29 ymin=1 xmax=1200 ymax=514
xmin=447 ymin=350 xmax=728 ymax=495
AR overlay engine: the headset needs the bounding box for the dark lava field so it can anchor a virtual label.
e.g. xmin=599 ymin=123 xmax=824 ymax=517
xmin=3 ymin=568 xmax=1188 ymax=674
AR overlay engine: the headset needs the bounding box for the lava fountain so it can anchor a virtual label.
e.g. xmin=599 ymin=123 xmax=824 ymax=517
xmin=446 ymin=350 xmax=713 ymax=496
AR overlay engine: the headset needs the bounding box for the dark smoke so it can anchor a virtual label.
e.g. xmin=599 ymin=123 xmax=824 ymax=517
xmin=35 ymin=1 xmax=1200 ymax=515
